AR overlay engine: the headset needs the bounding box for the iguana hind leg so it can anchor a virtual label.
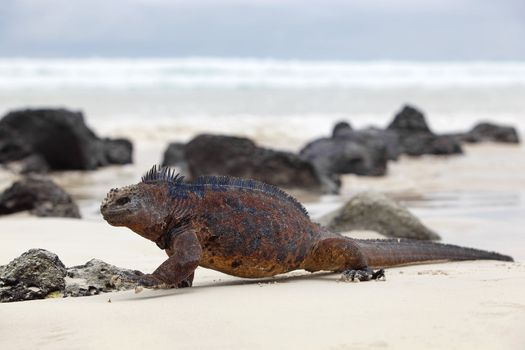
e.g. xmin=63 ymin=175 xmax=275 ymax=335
xmin=341 ymin=268 xmax=385 ymax=282
xmin=302 ymin=236 xmax=384 ymax=282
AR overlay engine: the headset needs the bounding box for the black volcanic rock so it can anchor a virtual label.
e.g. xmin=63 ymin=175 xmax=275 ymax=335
xmin=0 ymin=176 xmax=81 ymax=218
xmin=0 ymin=250 xmax=146 ymax=302
xmin=332 ymin=121 xmax=353 ymax=138
xmin=162 ymin=142 xmax=189 ymax=175
xmin=333 ymin=127 xmax=401 ymax=161
xmin=387 ymin=105 xmax=462 ymax=156
xmin=162 ymin=142 xmax=186 ymax=167
xmin=0 ymin=127 xmax=32 ymax=163
xmin=401 ymin=134 xmax=463 ymax=156
xmin=361 ymin=128 xmax=402 ymax=161
xmin=387 ymin=105 xmax=432 ymax=135
xmin=2 ymin=154 xmax=50 ymax=174
xmin=300 ymin=136 xmax=388 ymax=177
xmin=0 ymin=249 xmax=67 ymax=303
xmin=463 ymin=122 xmax=520 ymax=144
xmin=181 ymin=134 xmax=337 ymax=193
xmin=103 ymin=138 xmax=133 ymax=165
xmin=0 ymin=109 xmax=133 ymax=171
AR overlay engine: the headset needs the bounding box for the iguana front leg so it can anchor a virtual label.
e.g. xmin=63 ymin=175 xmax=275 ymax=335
xmin=138 ymin=229 xmax=202 ymax=288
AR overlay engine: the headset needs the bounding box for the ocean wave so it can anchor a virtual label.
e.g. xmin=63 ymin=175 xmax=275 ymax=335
xmin=1 ymin=58 xmax=525 ymax=90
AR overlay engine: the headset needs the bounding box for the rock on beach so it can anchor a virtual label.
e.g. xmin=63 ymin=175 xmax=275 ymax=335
xmin=0 ymin=108 xmax=133 ymax=171
xmin=319 ymin=191 xmax=440 ymax=240
xmin=0 ymin=249 xmax=144 ymax=303
xmin=0 ymin=176 xmax=81 ymax=218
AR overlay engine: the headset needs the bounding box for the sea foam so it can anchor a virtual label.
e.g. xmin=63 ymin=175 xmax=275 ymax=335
xmin=0 ymin=58 xmax=524 ymax=90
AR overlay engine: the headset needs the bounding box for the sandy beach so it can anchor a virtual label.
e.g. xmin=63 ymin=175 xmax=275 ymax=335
xmin=1 ymin=217 xmax=524 ymax=350
xmin=1 ymin=142 xmax=525 ymax=350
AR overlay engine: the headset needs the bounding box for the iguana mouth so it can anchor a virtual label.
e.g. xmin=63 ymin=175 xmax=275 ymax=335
xmin=100 ymin=207 xmax=133 ymax=223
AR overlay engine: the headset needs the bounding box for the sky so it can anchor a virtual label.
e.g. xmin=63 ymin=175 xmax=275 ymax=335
xmin=0 ymin=0 xmax=524 ymax=60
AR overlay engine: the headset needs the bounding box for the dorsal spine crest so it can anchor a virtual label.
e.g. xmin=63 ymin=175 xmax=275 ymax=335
xmin=140 ymin=165 xmax=309 ymax=218
xmin=141 ymin=164 xmax=185 ymax=184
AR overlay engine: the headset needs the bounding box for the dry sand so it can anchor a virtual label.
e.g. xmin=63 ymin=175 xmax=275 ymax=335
xmin=1 ymin=217 xmax=524 ymax=350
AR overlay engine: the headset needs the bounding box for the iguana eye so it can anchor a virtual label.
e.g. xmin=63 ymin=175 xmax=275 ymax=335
xmin=116 ymin=197 xmax=130 ymax=206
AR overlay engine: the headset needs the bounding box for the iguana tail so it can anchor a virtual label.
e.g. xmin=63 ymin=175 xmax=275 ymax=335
xmin=355 ymin=239 xmax=513 ymax=268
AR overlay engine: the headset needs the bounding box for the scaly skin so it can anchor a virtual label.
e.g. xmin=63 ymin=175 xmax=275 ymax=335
xmin=100 ymin=166 xmax=513 ymax=288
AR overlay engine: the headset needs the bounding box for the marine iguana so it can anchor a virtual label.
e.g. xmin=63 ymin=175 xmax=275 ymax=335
xmin=100 ymin=165 xmax=513 ymax=288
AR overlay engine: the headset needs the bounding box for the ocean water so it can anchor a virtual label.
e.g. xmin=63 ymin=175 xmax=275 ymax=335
xmin=0 ymin=58 xmax=524 ymax=258
xmin=0 ymin=58 xmax=524 ymax=150
xmin=2 ymin=58 xmax=525 ymax=89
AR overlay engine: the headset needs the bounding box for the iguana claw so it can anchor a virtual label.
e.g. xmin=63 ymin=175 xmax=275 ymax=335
xmin=136 ymin=274 xmax=168 ymax=288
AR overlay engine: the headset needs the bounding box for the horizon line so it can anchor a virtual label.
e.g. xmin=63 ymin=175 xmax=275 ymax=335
xmin=1 ymin=56 xmax=525 ymax=64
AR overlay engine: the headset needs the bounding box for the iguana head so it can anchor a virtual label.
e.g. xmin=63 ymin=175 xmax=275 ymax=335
xmin=100 ymin=166 xmax=183 ymax=241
